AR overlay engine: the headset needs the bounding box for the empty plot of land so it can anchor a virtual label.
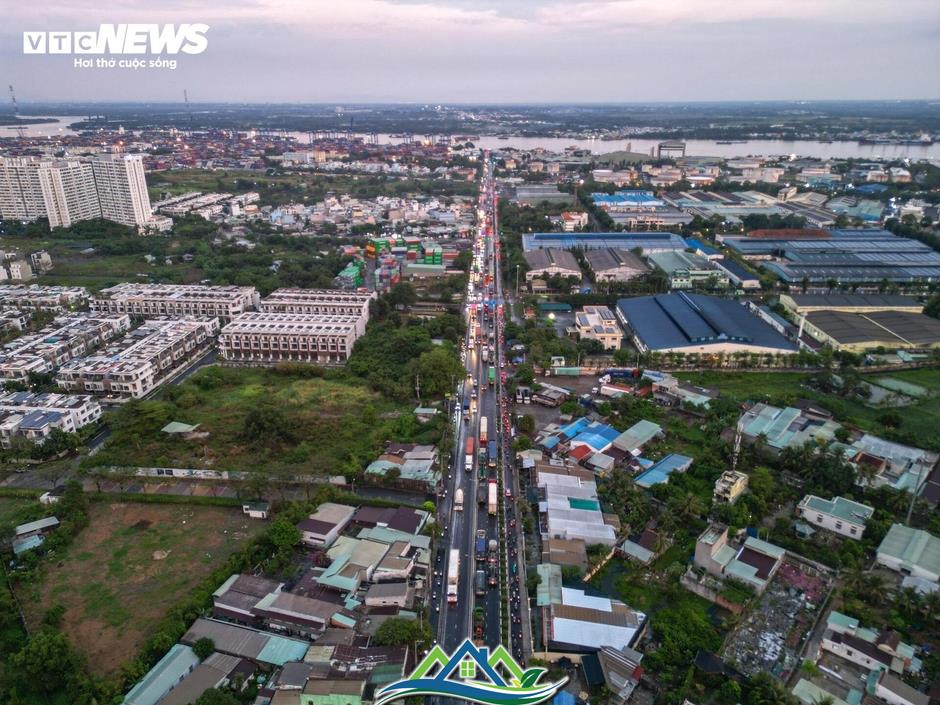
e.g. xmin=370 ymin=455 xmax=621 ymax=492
xmin=22 ymin=502 xmax=263 ymax=675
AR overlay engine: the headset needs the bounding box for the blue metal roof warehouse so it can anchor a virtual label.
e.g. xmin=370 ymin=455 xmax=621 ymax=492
xmin=721 ymin=229 xmax=940 ymax=284
xmin=522 ymin=232 xmax=686 ymax=252
xmin=616 ymin=293 xmax=798 ymax=354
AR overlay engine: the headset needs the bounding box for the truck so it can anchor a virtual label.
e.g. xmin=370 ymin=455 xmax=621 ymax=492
xmin=487 ymin=440 xmax=497 ymax=468
xmin=465 ymin=438 xmax=474 ymax=472
xmin=487 ymin=480 xmax=498 ymax=515
xmin=488 ymin=538 xmax=498 ymax=562
xmin=474 ymin=569 xmax=486 ymax=597
xmin=487 ymin=563 xmax=498 ymax=587
xmin=488 ymin=366 xmax=495 ymax=387
xmin=454 ymin=488 xmax=464 ymax=511
xmin=473 ymin=606 xmax=485 ymax=642
xmin=447 ymin=548 xmax=459 ymax=604
xmin=475 ymin=530 xmax=487 ymax=561
xmin=481 ymin=347 xmax=488 ymax=363
xmin=479 ymin=416 xmax=488 ymax=445
xmin=477 ymin=484 xmax=487 ymax=506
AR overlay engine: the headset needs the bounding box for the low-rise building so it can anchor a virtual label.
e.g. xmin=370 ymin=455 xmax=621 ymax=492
xmin=56 ymin=318 xmax=219 ymax=399
xmin=796 ymin=495 xmax=874 ymax=539
xmin=219 ymin=313 xmax=363 ymax=365
xmin=713 ymin=470 xmax=748 ymax=504
xmin=876 ymin=524 xmax=940 ymax=584
xmin=820 ymin=610 xmax=919 ymax=675
xmin=544 ymin=586 xmax=646 ymax=653
xmin=364 ymin=581 xmax=412 ymax=608
xmin=873 ymin=670 xmax=930 ymax=705
xmin=91 ymin=283 xmax=260 ymax=321
xmin=647 ymin=250 xmax=729 ymax=290
xmin=297 ymin=503 xmax=356 ymax=548
xmin=573 ymin=306 xmax=622 ymax=350
xmin=535 ymin=463 xmax=618 ymax=546
xmin=694 ymin=523 xmax=785 ymax=594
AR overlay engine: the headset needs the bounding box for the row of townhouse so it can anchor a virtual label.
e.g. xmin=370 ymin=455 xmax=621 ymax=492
xmin=0 ymin=391 xmax=102 ymax=448
xmin=90 ymin=283 xmax=260 ymax=321
xmin=56 ymin=317 xmax=220 ymax=399
xmin=0 ymin=313 xmax=131 ymax=381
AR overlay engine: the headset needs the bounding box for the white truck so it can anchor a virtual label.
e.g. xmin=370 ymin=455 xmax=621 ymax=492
xmin=482 ymin=347 xmax=489 ymax=363
xmin=455 ymin=488 xmax=464 ymax=511
xmin=487 ymin=480 xmax=498 ymax=515
xmin=447 ymin=548 xmax=460 ymax=604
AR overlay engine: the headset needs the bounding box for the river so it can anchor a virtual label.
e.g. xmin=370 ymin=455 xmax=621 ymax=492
xmin=8 ymin=116 xmax=938 ymax=161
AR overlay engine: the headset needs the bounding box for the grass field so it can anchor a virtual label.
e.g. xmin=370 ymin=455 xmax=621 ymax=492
xmin=0 ymin=497 xmax=38 ymax=529
xmin=92 ymin=366 xmax=419 ymax=475
xmin=21 ymin=502 xmax=263 ymax=675
xmin=676 ymin=367 xmax=940 ymax=449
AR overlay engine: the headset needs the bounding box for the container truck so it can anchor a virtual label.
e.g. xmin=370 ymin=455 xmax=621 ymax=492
xmin=475 ymin=530 xmax=486 ymax=561
xmin=447 ymin=548 xmax=459 ymax=604
xmin=454 ymin=488 xmax=464 ymax=511
xmin=487 ymin=480 xmax=498 ymax=515
xmin=465 ymin=438 xmax=474 ymax=472
xmin=488 ymin=367 xmax=495 ymax=387
xmin=487 ymin=440 xmax=497 ymax=468
xmin=479 ymin=417 xmax=488 ymax=445
xmin=477 ymin=485 xmax=487 ymax=506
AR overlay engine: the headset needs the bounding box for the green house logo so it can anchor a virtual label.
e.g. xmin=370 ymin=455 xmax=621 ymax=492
xmin=374 ymin=639 xmax=568 ymax=705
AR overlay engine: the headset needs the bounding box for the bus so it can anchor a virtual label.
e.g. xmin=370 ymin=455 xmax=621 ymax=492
xmin=488 ymin=367 xmax=495 ymax=387
xmin=487 ymin=440 xmax=497 ymax=468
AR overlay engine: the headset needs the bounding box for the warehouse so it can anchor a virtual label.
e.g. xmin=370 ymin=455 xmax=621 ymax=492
xmin=584 ymin=248 xmax=649 ymax=282
xmin=523 ymin=248 xmax=582 ymax=282
xmin=799 ymin=310 xmax=940 ymax=352
xmin=616 ymin=293 xmax=798 ymax=355
xmin=779 ymin=293 xmax=923 ymax=315
xmin=522 ymin=232 xmax=686 ymax=253
xmin=721 ymin=229 xmax=940 ymax=284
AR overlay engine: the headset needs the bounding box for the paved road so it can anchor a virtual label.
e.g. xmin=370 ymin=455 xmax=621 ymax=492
xmin=429 ymin=157 xmax=531 ymax=666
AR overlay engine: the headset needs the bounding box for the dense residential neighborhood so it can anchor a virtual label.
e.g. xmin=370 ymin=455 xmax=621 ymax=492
xmin=1 ymin=83 xmax=940 ymax=705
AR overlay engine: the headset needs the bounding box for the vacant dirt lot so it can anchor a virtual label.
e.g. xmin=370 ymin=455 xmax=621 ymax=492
xmin=22 ymin=502 xmax=263 ymax=675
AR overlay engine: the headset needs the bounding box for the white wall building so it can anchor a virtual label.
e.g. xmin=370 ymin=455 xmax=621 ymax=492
xmin=796 ymin=495 xmax=874 ymax=540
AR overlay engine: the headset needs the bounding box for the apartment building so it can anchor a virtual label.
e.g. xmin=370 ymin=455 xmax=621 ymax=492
xmin=56 ymin=317 xmax=220 ymax=399
xmin=796 ymin=495 xmax=874 ymax=540
xmin=0 ymin=391 xmax=102 ymax=448
xmin=36 ymin=159 xmax=101 ymax=227
xmin=219 ymin=313 xmax=363 ymax=366
xmin=0 ymin=285 xmax=88 ymax=311
xmin=0 ymin=155 xmax=154 ymax=229
xmin=91 ymin=284 xmax=260 ymax=321
xmin=573 ymin=306 xmax=623 ymax=350
xmin=0 ymin=313 xmax=131 ymax=381
xmin=260 ymin=289 xmax=374 ymax=321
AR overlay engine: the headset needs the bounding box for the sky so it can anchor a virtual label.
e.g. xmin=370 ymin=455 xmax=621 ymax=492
xmin=3 ymin=0 xmax=940 ymax=103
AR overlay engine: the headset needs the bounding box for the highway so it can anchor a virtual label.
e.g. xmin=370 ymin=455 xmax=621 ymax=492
xmin=429 ymin=156 xmax=531 ymax=667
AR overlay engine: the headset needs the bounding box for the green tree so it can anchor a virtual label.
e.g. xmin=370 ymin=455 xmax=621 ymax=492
xmin=192 ymin=637 xmax=215 ymax=660
xmin=194 ymin=689 xmax=241 ymax=705
xmin=268 ymin=517 xmax=301 ymax=551
xmin=372 ymin=617 xmax=433 ymax=650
